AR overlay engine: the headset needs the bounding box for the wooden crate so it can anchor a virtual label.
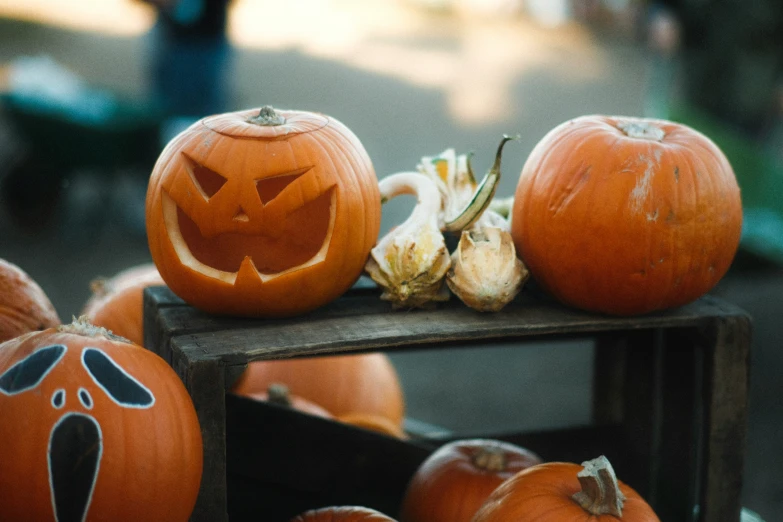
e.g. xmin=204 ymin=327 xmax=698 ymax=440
xmin=143 ymin=282 xmax=751 ymax=522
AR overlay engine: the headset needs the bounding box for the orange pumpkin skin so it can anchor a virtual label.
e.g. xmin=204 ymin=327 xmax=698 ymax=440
xmin=0 ymin=259 xmax=60 ymax=343
xmin=81 ymin=263 xmax=165 ymax=346
xmin=337 ymin=412 xmax=408 ymax=439
xmin=511 ymin=116 xmax=742 ymax=315
xmin=232 ymin=353 xmax=405 ymax=428
xmin=290 ymin=506 xmax=397 ymax=522
xmin=400 ymin=439 xmax=541 ymax=522
xmin=145 ymin=108 xmax=381 ymax=317
xmin=245 ymin=386 xmax=334 ymax=419
xmin=0 ymin=323 xmax=203 ymax=522
xmin=472 ymin=462 xmax=659 ymax=522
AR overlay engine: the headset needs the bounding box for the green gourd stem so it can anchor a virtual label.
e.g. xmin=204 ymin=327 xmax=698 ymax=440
xmin=247 ymin=106 xmax=286 ymax=126
xmin=443 ymin=134 xmax=519 ymax=233
xmin=472 ymin=446 xmax=507 ymax=472
xmin=572 ymin=456 xmax=626 ymax=517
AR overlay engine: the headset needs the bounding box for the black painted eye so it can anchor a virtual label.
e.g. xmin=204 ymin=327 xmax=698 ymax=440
xmin=52 ymin=389 xmax=65 ymax=409
xmin=0 ymin=345 xmax=66 ymax=395
xmin=183 ymin=152 xmax=227 ymax=200
xmin=78 ymin=388 xmax=93 ymax=410
xmin=82 ymin=348 xmax=154 ymax=408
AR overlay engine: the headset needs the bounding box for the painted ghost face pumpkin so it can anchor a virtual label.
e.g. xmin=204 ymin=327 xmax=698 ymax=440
xmin=146 ymin=107 xmax=382 ymax=317
xmin=0 ymin=323 xmax=202 ymax=522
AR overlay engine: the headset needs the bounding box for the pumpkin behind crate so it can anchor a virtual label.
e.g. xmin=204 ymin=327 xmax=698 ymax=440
xmin=231 ymin=352 xmax=405 ymax=429
xmin=81 ymin=263 xmax=164 ymax=346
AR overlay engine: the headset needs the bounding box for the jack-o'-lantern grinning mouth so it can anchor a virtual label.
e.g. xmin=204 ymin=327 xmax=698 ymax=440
xmin=161 ymin=189 xmax=337 ymax=284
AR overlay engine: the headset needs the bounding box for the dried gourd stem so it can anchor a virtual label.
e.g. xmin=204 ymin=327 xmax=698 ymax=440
xmin=572 ymin=455 xmax=626 ymax=517
xmin=246 ymin=106 xmax=286 ymax=126
xmin=266 ymin=383 xmax=293 ymax=407
xmin=442 ymin=135 xmax=518 ymax=233
xmin=472 ymin=446 xmax=507 ymax=472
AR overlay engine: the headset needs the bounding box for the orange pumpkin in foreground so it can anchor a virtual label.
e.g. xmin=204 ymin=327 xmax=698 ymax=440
xmin=231 ymin=353 xmax=405 ymax=429
xmin=145 ymin=106 xmax=381 ymax=317
xmin=0 ymin=319 xmax=202 ymax=522
xmin=290 ymin=506 xmax=397 ymax=522
xmin=472 ymin=456 xmax=659 ymax=522
xmin=400 ymin=439 xmax=541 ymax=522
xmin=81 ymin=263 xmax=164 ymax=346
xmin=511 ymin=116 xmax=742 ymax=315
xmin=0 ymin=259 xmax=60 ymax=343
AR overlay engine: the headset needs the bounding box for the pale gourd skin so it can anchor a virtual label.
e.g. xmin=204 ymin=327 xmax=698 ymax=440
xmin=511 ymin=115 xmax=742 ymax=316
xmin=0 ymin=259 xmax=60 ymax=343
xmin=146 ymin=108 xmax=381 ymax=318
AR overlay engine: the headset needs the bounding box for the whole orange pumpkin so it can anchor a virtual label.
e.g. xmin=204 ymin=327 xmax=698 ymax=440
xmin=400 ymin=439 xmax=541 ymax=522
xmin=0 ymin=318 xmax=203 ymax=522
xmin=472 ymin=456 xmax=659 ymax=522
xmin=145 ymin=106 xmax=381 ymax=317
xmin=231 ymin=353 xmax=405 ymax=429
xmin=290 ymin=506 xmax=397 ymax=522
xmin=511 ymin=116 xmax=742 ymax=315
xmin=0 ymin=258 xmax=60 ymax=343
xmin=81 ymin=263 xmax=165 ymax=346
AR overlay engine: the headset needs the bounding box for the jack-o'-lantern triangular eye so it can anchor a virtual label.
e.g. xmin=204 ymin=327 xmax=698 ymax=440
xmin=255 ymin=167 xmax=310 ymax=205
xmin=182 ymin=152 xmax=227 ymax=201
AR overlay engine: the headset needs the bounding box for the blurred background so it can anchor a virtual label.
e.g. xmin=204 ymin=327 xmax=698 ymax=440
xmin=0 ymin=0 xmax=780 ymax=519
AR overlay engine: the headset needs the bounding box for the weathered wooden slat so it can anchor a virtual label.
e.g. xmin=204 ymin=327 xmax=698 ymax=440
xmin=654 ymin=327 xmax=701 ymax=522
xmin=697 ymin=316 xmax=752 ymax=522
xmin=170 ymin=295 xmax=745 ymax=365
xmin=173 ymin=353 xmax=230 ymax=522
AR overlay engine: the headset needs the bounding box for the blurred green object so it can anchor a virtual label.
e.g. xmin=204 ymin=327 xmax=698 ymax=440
xmin=0 ymin=55 xmax=163 ymax=172
xmin=667 ymin=103 xmax=783 ymax=266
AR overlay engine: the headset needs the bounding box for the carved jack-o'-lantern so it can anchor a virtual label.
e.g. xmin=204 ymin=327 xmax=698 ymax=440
xmin=0 ymin=320 xmax=202 ymax=522
xmin=145 ymin=106 xmax=381 ymax=317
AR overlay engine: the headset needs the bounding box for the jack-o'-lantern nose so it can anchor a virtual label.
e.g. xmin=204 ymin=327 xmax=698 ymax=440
xmin=232 ymin=206 xmax=250 ymax=222
xmin=48 ymin=413 xmax=102 ymax=522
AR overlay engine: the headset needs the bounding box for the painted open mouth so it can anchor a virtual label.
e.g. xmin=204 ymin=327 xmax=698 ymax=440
xmin=162 ymin=189 xmax=336 ymax=284
xmin=49 ymin=413 xmax=102 ymax=522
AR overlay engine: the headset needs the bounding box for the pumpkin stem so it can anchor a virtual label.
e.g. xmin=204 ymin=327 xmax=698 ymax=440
xmin=266 ymin=383 xmax=293 ymax=407
xmin=443 ymin=134 xmax=518 ymax=233
xmin=58 ymin=316 xmax=131 ymax=344
xmin=572 ymin=456 xmax=626 ymax=517
xmin=617 ymin=119 xmax=665 ymax=141
xmin=472 ymin=446 xmax=507 ymax=472
xmin=247 ymin=106 xmax=286 ymax=126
